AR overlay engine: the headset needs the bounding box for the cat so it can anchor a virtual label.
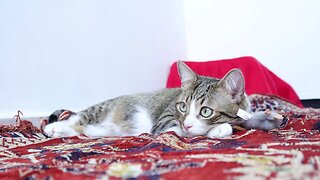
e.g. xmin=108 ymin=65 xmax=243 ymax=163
xmin=44 ymin=61 xmax=284 ymax=138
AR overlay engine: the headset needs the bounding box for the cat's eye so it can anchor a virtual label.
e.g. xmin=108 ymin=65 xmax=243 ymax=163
xmin=200 ymin=107 xmax=213 ymax=118
xmin=176 ymin=102 xmax=187 ymax=113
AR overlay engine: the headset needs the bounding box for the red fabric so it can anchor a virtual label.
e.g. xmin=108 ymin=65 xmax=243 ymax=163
xmin=166 ymin=56 xmax=303 ymax=107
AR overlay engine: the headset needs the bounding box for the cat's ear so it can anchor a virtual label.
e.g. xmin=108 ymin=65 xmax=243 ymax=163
xmin=218 ymin=69 xmax=245 ymax=100
xmin=177 ymin=61 xmax=197 ymax=87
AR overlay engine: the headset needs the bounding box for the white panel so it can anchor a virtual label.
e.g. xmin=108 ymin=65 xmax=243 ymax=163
xmin=184 ymin=0 xmax=320 ymax=99
xmin=0 ymin=0 xmax=187 ymax=117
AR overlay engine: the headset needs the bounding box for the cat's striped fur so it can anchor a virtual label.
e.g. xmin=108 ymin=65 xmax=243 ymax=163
xmin=44 ymin=62 xmax=252 ymax=138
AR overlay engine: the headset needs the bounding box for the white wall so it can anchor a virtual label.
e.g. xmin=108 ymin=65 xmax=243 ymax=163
xmin=0 ymin=0 xmax=187 ymax=117
xmin=1 ymin=0 xmax=319 ymax=118
xmin=184 ymin=0 xmax=320 ymax=99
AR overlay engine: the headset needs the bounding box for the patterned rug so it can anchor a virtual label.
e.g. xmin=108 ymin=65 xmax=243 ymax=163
xmin=0 ymin=94 xmax=320 ymax=179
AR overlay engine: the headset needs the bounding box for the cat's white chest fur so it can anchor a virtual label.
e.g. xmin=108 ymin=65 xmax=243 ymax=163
xmin=131 ymin=106 xmax=153 ymax=135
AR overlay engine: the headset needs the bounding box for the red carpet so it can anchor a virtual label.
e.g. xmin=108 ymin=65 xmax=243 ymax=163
xmin=0 ymin=94 xmax=320 ymax=179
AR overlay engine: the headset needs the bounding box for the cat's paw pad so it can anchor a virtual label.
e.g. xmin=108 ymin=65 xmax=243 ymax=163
xmin=207 ymin=123 xmax=233 ymax=138
xmin=44 ymin=122 xmax=78 ymax=138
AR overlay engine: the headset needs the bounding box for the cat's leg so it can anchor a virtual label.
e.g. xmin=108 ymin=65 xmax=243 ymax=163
xmin=207 ymin=123 xmax=233 ymax=138
xmin=152 ymin=111 xmax=185 ymax=136
xmin=44 ymin=114 xmax=81 ymax=138
xmin=153 ymin=120 xmax=185 ymax=137
xmin=163 ymin=125 xmax=184 ymax=137
xmin=242 ymin=110 xmax=286 ymax=131
xmin=44 ymin=101 xmax=110 ymax=137
xmin=151 ymin=103 xmax=186 ymax=136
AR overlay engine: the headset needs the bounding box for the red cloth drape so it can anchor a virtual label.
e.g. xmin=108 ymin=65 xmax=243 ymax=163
xmin=166 ymin=56 xmax=303 ymax=107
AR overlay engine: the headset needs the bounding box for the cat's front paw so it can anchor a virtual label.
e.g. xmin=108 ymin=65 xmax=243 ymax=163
xmin=207 ymin=123 xmax=233 ymax=138
xmin=44 ymin=121 xmax=79 ymax=138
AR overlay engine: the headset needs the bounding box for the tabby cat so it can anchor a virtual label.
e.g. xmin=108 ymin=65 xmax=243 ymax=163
xmin=44 ymin=62 xmax=283 ymax=138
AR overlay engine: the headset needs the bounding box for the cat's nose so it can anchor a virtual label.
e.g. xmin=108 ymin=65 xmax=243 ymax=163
xmin=184 ymin=124 xmax=193 ymax=130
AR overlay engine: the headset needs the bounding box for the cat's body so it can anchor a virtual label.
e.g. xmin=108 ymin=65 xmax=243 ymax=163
xmin=44 ymin=62 xmax=281 ymax=138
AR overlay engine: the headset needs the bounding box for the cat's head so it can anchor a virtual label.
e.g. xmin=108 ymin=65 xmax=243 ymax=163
xmin=175 ymin=61 xmax=250 ymax=136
